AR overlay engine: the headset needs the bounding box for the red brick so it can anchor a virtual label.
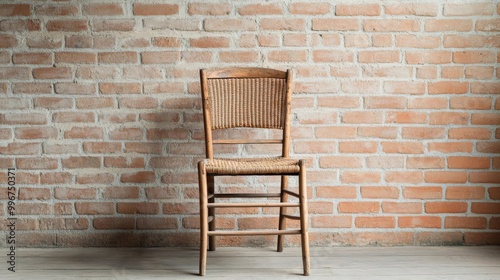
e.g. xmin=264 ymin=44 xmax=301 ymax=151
xmin=425 ymin=19 xmax=472 ymax=32
xmin=466 ymin=66 xmax=494 ymax=79
xmin=490 ymin=187 xmax=500 ymax=200
xmin=190 ymin=37 xmax=230 ymax=48
xmin=387 ymin=112 xmax=427 ymax=124
xmin=450 ymin=97 xmax=491 ymax=110
xmin=366 ymin=156 xmax=404 ymax=169
xmin=449 ymin=128 xmax=491 ymax=140
xmin=476 ymin=19 xmax=500 ymax=32
xmin=139 ymin=218 xmax=178 ymax=230
xmin=407 ymin=157 xmax=445 ymax=169
xmin=311 ymin=216 xmax=353 ymax=228
xmin=446 ymin=186 xmax=485 ymax=200
xmin=0 ymin=98 xmax=30 ymax=110
xmin=17 ymin=158 xmax=58 ymax=170
xmin=430 ymin=112 xmax=469 ymax=125
xmin=32 ymin=67 xmax=71 ymax=79
xmin=40 ymin=218 xmax=89 ymax=230
xmin=406 ymin=51 xmax=451 ymax=64
xmin=384 ymin=81 xmax=425 ymax=94
xmin=454 ymin=51 xmax=496 ymax=64
xmin=268 ymin=50 xmax=307 ymax=62
xmin=356 ymin=216 xmax=395 ymax=228
xmin=205 ymin=19 xmax=256 ymax=31
xmin=382 ymin=142 xmax=424 ymax=154
xmin=189 ymin=3 xmax=231 ymax=15
xmin=319 ymin=156 xmax=362 ymax=168
xmin=386 ymin=171 xmax=424 ymax=184
xmin=53 ymin=112 xmax=95 ymax=123
xmin=62 ymin=156 xmax=100 ymax=169
xmin=262 ymin=18 xmax=307 ymax=31
xmin=98 ymin=52 xmax=137 ymax=64
xmin=40 ymin=172 xmax=72 ymax=184
xmin=0 ymin=34 xmax=17 ymax=48
xmin=75 ymin=202 xmax=113 ymax=214
xmin=55 ymin=83 xmax=96 ymax=95
xmin=425 ymin=171 xmax=467 ymax=183
xmin=361 ymin=186 xmax=399 ymax=199
xmin=15 ymin=127 xmax=57 ymax=139
xmin=19 ymin=188 xmax=51 ymax=200
xmin=338 ymin=202 xmax=379 ymax=213
xmin=55 ymin=52 xmax=96 ymax=64
xmin=385 ymin=3 xmax=437 ymax=16
xmin=365 ymin=96 xmax=405 ymax=109
xmin=445 ymin=217 xmax=487 ymax=229
xmin=64 ymin=127 xmax=103 ymax=139
xmin=382 ymin=202 xmax=422 ymax=214
xmin=76 ymin=173 xmax=114 ymax=184
xmin=83 ymin=4 xmax=124 ymax=15
xmin=94 ymin=218 xmax=134 ymax=229
xmin=103 ymin=187 xmax=140 ymax=199
xmin=290 ymin=2 xmax=330 ymax=15
xmin=359 ymin=50 xmax=400 ymax=63
xmin=0 ymin=19 xmax=42 ymax=31
xmin=341 ymin=171 xmax=381 ymax=183
xmin=448 ymin=157 xmax=490 ymax=169
xmin=403 ymin=187 xmax=442 ymax=199
xmin=26 ymin=36 xmax=63 ymax=49
xmin=13 ymin=53 xmax=52 ymax=65
xmin=358 ymin=127 xmax=398 ymax=139
xmin=142 ymin=51 xmax=180 ymax=64
xmin=409 ymin=98 xmax=447 ymax=109
xmin=239 ymin=4 xmax=282 ymax=15
xmin=399 ymin=216 xmax=441 ymax=228
xmin=151 ymin=37 xmax=180 ymax=48
xmin=444 ymin=3 xmax=495 ymax=16
xmin=147 ymin=128 xmax=189 ymax=140
xmin=471 ymin=82 xmax=500 ymax=94
xmin=109 ymin=128 xmax=143 ymax=140
xmin=396 ymin=35 xmax=440 ymax=49
xmin=117 ymin=203 xmax=159 ymax=214
xmin=92 ymin=19 xmax=135 ymax=32
xmin=312 ymin=18 xmax=359 ymax=31
xmin=428 ymin=142 xmax=473 ymax=153
xmin=0 ymin=4 xmax=30 ymax=16
xmin=133 ymin=4 xmax=178 ymax=15
xmin=402 ymin=128 xmax=445 ymax=139
xmin=1 ymin=113 xmax=47 ymax=125
xmin=35 ymin=5 xmax=78 ymax=16
xmin=219 ymin=51 xmax=259 ymax=63
xmin=82 ymin=142 xmax=121 ymax=154
xmin=120 ymin=171 xmax=155 ymax=183
xmin=47 ymin=20 xmax=88 ymax=32
xmin=313 ymin=50 xmax=354 ymax=63
xmin=470 ymin=172 xmax=500 ymax=183
xmin=472 ymin=202 xmax=500 ymax=214
xmin=426 ymin=202 xmax=467 ymax=213
xmin=339 ymin=141 xmax=378 ymax=153
xmin=364 ymin=19 xmax=419 ymax=32
xmin=316 ymin=186 xmax=357 ymax=199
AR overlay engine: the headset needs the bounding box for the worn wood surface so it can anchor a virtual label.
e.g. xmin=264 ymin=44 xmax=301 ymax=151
xmin=4 ymin=246 xmax=500 ymax=279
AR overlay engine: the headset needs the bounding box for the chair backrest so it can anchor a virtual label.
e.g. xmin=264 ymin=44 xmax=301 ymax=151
xmin=200 ymin=67 xmax=293 ymax=159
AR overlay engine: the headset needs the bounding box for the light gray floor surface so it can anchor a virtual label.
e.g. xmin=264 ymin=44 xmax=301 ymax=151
xmin=2 ymin=246 xmax=499 ymax=279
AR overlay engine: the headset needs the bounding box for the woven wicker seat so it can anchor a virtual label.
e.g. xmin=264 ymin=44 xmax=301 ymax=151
xmin=197 ymin=67 xmax=310 ymax=276
xmin=203 ymin=157 xmax=301 ymax=175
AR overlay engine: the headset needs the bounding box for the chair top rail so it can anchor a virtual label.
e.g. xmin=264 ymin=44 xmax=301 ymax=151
xmin=204 ymin=67 xmax=287 ymax=79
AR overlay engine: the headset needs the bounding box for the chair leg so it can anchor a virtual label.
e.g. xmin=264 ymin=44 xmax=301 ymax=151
xmin=299 ymin=162 xmax=310 ymax=276
xmin=277 ymin=175 xmax=288 ymax=252
xmin=208 ymin=175 xmax=216 ymax=251
xmin=198 ymin=162 xmax=208 ymax=276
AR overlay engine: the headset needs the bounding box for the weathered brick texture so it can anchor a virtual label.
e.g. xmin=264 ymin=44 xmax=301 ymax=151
xmin=0 ymin=0 xmax=499 ymax=247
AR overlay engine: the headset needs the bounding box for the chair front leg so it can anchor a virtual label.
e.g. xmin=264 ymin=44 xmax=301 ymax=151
xmin=198 ymin=162 xmax=208 ymax=276
xmin=298 ymin=161 xmax=310 ymax=276
xmin=277 ymin=175 xmax=289 ymax=252
xmin=208 ymin=175 xmax=216 ymax=251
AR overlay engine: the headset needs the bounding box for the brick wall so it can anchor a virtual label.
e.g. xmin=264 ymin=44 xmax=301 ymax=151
xmin=0 ymin=0 xmax=499 ymax=247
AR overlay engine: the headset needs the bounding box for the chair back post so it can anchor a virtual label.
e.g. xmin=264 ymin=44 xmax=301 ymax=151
xmin=281 ymin=69 xmax=293 ymax=159
xmin=200 ymin=69 xmax=214 ymax=159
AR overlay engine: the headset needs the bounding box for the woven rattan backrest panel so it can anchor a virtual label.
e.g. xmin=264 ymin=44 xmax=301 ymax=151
xmin=208 ymin=77 xmax=287 ymax=129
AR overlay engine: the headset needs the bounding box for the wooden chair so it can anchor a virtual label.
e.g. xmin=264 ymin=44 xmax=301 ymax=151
xmin=197 ymin=67 xmax=310 ymax=276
